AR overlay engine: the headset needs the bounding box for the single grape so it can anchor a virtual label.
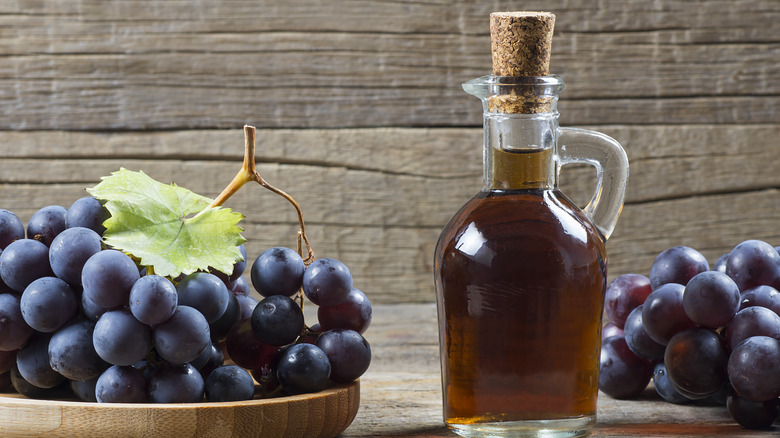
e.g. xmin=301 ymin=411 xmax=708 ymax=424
xmin=303 ymin=258 xmax=352 ymax=306
xmin=0 ymin=239 xmax=55 ymax=293
xmin=664 ymin=328 xmax=729 ymax=398
xmin=225 ymin=318 xmax=277 ymax=370
xmin=0 ymin=209 xmax=25 ymax=250
xmin=251 ymin=295 xmax=304 ymax=346
xmin=148 ymin=363 xmax=204 ymax=403
xmin=601 ymin=322 xmax=623 ymax=340
xmin=727 ymin=393 xmax=779 ymax=430
xmin=642 ymin=283 xmax=696 ymax=345
xmin=93 ymin=309 xmax=152 ymax=366
xmin=70 ymin=377 xmax=99 ymax=402
xmin=712 ymin=253 xmax=729 ymax=274
xmin=65 ymin=196 xmax=109 ymax=235
xmin=204 ymin=365 xmax=255 ymax=402
xmin=209 ymin=290 xmax=241 ymax=342
xmin=96 ymin=365 xmax=148 ymax=403
xmin=20 ymin=277 xmax=78 ymax=333
xmin=276 ymin=343 xmax=331 ymax=395
xmin=682 ymin=271 xmax=740 ymax=329
xmin=251 ymin=247 xmax=305 ymax=297
xmin=152 ymin=305 xmax=210 ymax=365
xmin=649 ymin=246 xmax=709 ymax=289
xmin=16 ymin=333 xmax=64 ymax=389
xmin=48 ymin=226 xmax=103 ymax=287
xmin=316 ymin=329 xmax=371 ymax=383
xmin=81 ymin=249 xmax=141 ymax=308
xmin=232 ymin=276 xmax=249 ymax=295
xmin=623 ymin=305 xmax=665 ymax=361
xmin=598 ymin=335 xmax=653 ymax=399
xmin=652 ymin=362 xmax=690 ymax=404
xmin=318 ymin=288 xmax=372 ymax=334
xmin=27 ymin=205 xmax=67 ymax=246
xmin=0 ymin=293 xmax=34 ymax=351
xmin=725 ymin=306 xmax=780 ymax=351
xmin=129 ymin=275 xmax=178 ymax=325
xmin=48 ymin=319 xmax=108 ymax=381
xmin=739 ymin=285 xmax=780 ymax=317
xmin=10 ymin=365 xmax=67 ymax=399
xmin=727 ymin=336 xmax=780 ymax=402
xmin=604 ymin=273 xmax=652 ymax=329
xmin=236 ymin=293 xmax=259 ymax=320
xmin=176 ymin=272 xmax=230 ymax=323
xmin=0 ymin=252 xmax=12 ymax=295
xmin=726 ymin=239 xmax=780 ymax=291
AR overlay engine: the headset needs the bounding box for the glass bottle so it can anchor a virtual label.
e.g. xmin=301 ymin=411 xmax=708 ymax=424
xmin=433 ymin=14 xmax=629 ymax=437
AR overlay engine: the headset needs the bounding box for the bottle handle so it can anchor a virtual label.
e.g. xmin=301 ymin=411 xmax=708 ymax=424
xmin=557 ymin=127 xmax=629 ymax=241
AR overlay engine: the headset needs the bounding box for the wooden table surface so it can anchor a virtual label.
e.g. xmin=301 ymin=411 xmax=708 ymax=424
xmin=347 ymin=303 xmax=778 ymax=437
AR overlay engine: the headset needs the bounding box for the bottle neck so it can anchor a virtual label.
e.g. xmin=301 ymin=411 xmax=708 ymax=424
xmin=483 ymin=113 xmax=558 ymax=190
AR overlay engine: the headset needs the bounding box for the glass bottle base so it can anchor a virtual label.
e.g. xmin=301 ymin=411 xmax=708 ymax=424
xmin=446 ymin=415 xmax=595 ymax=438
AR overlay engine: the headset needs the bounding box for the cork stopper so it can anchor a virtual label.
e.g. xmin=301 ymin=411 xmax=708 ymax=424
xmin=488 ymin=12 xmax=556 ymax=113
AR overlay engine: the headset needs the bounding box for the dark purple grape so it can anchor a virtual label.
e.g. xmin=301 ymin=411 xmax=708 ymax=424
xmin=649 ymin=246 xmax=709 ymax=289
xmin=652 ymin=362 xmax=691 ymax=404
xmin=176 ymin=272 xmax=230 ymax=324
xmin=276 ymin=343 xmax=331 ymax=395
xmin=598 ymin=335 xmax=653 ymax=399
xmin=725 ymin=306 xmax=780 ymax=351
xmin=129 ymin=275 xmax=178 ymax=326
xmin=726 ymin=240 xmax=780 ymax=292
xmin=251 ymin=247 xmax=305 ymax=297
xmin=0 ymin=210 xmax=25 ymax=250
xmin=235 ymin=293 xmax=258 ymax=320
xmin=152 ymin=306 xmax=210 ymax=365
xmin=316 ymin=329 xmax=371 ymax=383
xmin=225 ymin=318 xmax=277 ymax=371
xmin=96 ymin=365 xmax=148 ymax=403
xmin=48 ymin=226 xmax=103 ymax=287
xmin=727 ymin=336 xmax=780 ymax=402
xmin=20 ymin=277 xmax=78 ymax=333
xmin=251 ymin=295 xmax=304 ymax=347
xmin=664 ymin=328 xmax=729 ymax=398
xmin=48 ymin=319 xmax=108 ymax=381
xmin=0 ymin=293 xmax=34 ymax=351
xmin=17 ymin=333 xmax=64 ymax=389
xmin=303 ymin=258 xmax=352 ymax=306
xmin=204 ymin=365 xmax=255 ymax=402
xmin=231 ymin=276 xmax=249 ymax=296
xmin=209 ymin=290 xmax=241 ymax=342
xmin=727 ymin=393 xmax=779 ymax=430
xmin=81 ymin=249 xmax=140 ymax=308
xmin=623 ymin=305 xmax=665 ymax=361
xmin=10 ymin=365 xmax=68 ymax=399
xmin=0 ymin=349 xmax=17 ymax=374
xmin=27 ymin=205 xmax=67 ymax=246
xmin=318 ymin=288 xmax=372 ymax=334
xmin=93 ymin=309 xmax=152 ymax=366
xmin=682 ymin=271 xmax=740 ymax=329
xmin=65 ymin=196 xmax=109 ymax=235
xmin=739 ymin=285 xmax=780 ymax=317
xmin=0 ymin=239 xmax=55 ymax=293
xmin=602 ymin=322 xmax=623 ymax=340
xmin=70 ymin=377 xmax=98 ymax=402
xmin=229 ymin=244 xmax=247 ymax=283
xmin=604 ymin=273 xmax=652 ymax=329
xmin=642 ymin=283 xmax=696 ymax=345
xmin=148 ymin=363 xmax=204 ymax=403
xmin=712 ymin=253 xmax=729 ymax=274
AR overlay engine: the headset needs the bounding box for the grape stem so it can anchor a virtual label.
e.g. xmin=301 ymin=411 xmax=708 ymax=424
xmin=205 ymin=125 xmax=315 ymax=263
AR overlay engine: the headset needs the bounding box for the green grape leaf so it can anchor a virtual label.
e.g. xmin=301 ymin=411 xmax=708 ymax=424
xmin=87 ymin=168 xmax=245 ymax=278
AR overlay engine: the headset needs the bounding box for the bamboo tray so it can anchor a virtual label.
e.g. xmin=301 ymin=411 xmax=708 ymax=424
xmin=0 ymin=380 xmax=360 ymax=438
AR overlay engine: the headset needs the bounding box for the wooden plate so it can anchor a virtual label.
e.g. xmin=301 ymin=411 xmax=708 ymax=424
xmin=0 ymin=380 xmax=360 ymax=438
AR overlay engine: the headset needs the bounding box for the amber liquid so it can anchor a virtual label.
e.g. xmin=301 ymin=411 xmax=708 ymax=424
xmin=434 ymin=167 xmax=607 ymax=426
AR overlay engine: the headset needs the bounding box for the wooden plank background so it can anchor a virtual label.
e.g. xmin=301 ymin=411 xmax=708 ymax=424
xmin=0 ymin=0 xmax=778 ymax=303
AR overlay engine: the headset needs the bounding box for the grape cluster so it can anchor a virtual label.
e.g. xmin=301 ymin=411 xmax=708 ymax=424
xmin=601 ymin=241 xmax=780 ymax=430
xmin=0 ymin=200 xmax=372 ymax=403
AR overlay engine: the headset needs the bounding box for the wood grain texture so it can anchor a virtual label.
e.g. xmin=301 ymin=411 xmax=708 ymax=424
xmin=0 ymin=381 xmax=359 ymax=438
